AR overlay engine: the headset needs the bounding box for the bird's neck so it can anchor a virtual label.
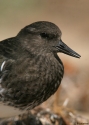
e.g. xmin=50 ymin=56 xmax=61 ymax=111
xmin=35 ymin=52 xmax=64 ymax=81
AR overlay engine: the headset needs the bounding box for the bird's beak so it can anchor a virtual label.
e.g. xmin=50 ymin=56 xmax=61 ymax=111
xmin=55 ymin=39 xmax=81 ymax=58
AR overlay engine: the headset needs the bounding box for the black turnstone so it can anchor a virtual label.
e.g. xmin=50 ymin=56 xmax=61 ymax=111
xmin=0 ymin=21 xmax=81 ymax=117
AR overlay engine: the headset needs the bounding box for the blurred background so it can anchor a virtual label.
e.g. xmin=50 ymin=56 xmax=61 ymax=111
xmin=0 ymin=0 xmax=89 ymax=119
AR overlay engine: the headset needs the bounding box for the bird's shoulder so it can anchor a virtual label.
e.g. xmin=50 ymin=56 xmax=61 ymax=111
xmin=0 ymin=37 xmax=21 ymax=59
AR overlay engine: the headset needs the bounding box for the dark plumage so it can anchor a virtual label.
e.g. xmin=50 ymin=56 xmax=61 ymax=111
xmin=0 ymin=21 xmax=81 ymax=117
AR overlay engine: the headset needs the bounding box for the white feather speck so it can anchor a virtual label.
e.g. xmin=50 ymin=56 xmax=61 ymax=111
xmin=1 ymin=61 xmax=6 ymax=71
xmin=0 ymin=78 xmax=2 ymax=83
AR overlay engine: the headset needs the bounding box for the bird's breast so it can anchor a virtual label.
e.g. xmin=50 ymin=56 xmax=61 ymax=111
xmin=36 ymin=54 xmax=64 ymax=100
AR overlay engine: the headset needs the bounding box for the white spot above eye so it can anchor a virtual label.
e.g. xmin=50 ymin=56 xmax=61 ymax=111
xmin=27 ymin=27 xmax=36 ymax=32
xmin=1 ymin=61 xmax=6 ymax=71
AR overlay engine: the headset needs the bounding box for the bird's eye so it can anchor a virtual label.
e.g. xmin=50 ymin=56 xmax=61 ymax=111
xmin=40 ymin=33 xmax=50 ymax=39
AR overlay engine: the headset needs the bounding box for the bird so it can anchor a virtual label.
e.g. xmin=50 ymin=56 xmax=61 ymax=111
xmin=0 ymin=21 xmax=81 ymax=118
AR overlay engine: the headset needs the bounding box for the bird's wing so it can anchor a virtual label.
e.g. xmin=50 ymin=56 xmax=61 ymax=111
xmin=0 ymin=37 xmax=40 ymax=109
xmin=0 ymin=37 xmax=22 ymax=111
xmin=0 ymin=37 xmax=41 ymax=117
xmin=0 ymin=37 xmax=17 ymax=97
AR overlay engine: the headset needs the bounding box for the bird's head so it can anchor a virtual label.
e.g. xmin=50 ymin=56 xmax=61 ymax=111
xmin=17 ymin=21 xmax=81 ymax=58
